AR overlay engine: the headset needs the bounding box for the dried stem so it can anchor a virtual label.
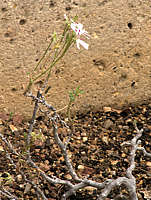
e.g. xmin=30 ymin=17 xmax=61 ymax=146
xmin=26 ymin=90 xmax=41 ymax=158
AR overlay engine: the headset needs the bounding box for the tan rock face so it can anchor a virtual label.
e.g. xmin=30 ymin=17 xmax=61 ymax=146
xmin=0 ymin=0 xmax=151 ymax=117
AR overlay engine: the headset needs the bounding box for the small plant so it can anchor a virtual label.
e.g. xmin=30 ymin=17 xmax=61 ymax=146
xmin=31 ymin=131 xmax=45 ymax=143
xmin=24 ymin=14 xmax=90 ymax=156
xmin=9 ymin=112 xmax=13 ymax=120
xmin=67 ymin=86 xmax=84 ymax=121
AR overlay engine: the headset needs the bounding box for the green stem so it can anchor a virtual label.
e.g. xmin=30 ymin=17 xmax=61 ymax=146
xmin=34 ymin=38 xmax=53 ymax=71
xmin=25 ymin=24 xmax=74 ymax=94
xmin=33 ymin=38 xmax=74 ymax=82
xmin=24 ymin=78 xmax=33 ymax=95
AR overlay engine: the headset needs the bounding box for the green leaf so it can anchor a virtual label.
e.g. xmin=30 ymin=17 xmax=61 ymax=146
xmin=69 ymin=86 xmax=84 ymax=103
xmin=73 ymin=15 xmax=78 ymax=22
xmin=69 ymin=91 xmax=75 ymax=102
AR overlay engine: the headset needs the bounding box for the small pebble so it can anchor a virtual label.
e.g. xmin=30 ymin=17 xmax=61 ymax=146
xmin=123 ymin=126 xmax=129 ymax=130
xmin=103 ymin=119 xmax=114 ymax=129
xmin=83 ymin=137 xmax=88 ymax=142
xmin=103 ymin=106 xmax=112 ymax=112
xmin=16 ymin=174 xmax=22 ymax=182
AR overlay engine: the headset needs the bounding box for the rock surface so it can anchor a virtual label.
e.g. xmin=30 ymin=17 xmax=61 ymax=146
xmin=0 ymin=0 xmax=151 ymax=117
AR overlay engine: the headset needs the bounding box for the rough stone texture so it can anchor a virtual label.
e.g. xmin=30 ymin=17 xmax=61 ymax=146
xmin=0 ymin=0 xmax=151 ymax=117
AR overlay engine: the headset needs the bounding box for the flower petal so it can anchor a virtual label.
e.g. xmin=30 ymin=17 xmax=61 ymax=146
xmin=65 ymin=15 xmax=90 ymax=50
xmin=64 ymin=14 xmax=68 ymax=20
xmin=70 ymin=22 xmax=90 ymax=39
xmin=76 ymin=39 xmax=89 ymax=50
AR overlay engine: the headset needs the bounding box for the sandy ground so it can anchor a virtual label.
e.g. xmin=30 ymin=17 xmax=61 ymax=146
xmin=0 ymin=0 xmax=151 ymax=118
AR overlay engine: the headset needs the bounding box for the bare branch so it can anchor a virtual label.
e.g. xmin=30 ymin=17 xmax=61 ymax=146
xmin=26 ymin=91 xmax=41 ymax=159
xmin=97 ymin=128 xmax=145 ymax=200
xmin=24 ymin=178 xmax=48 ymax=200
xmin=137 ymin=147 xmax=151 ymax=157
xmin=52 ymin=123 xmax=81 ymax=181
xmin=26 ymin=92 xmax=56 ymax=112
xmin=1 ymin=90 xmax=150 ymax=200
xmin=0 ymin=133 xmax=18 ymax=156
xmin=0 ymin=187 xmax=18 ymax=200
xmin=97 ymin=177 xmax=137 ymax=200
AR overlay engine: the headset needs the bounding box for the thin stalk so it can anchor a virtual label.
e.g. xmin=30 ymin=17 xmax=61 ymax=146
xmin=33 ymin=38 xmax=74 ymax=83
xmin=66 ymin=100 xmax=72 ymax=122
xmin=46 ymin=33 xmax=70 ymax=80
xmin=52 ymin=23 xmax=69 ymax=61
xmin=34 ymin=38 xmax=53 ymax=71
xmin=24 ymin=78 xmax=33 ymax=95
xmin=34 ymin=23 xmax=69 ymax=73
xmin=25 ymin=26 xmax=74 ymax=94
xmin=60 ymin=23 xmax=69 ymax=43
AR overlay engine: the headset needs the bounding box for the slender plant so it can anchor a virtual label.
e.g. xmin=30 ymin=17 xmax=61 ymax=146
xmin=24 ymin=14 xmax=90 ymax=95
xmin=24 ymin=14 xmax=90 ymax=158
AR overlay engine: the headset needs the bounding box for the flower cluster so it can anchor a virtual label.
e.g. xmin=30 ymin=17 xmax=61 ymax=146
xmin=64 ymin=14 xmax=90 ymax=50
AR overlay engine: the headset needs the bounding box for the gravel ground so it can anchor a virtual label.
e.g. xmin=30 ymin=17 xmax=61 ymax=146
xmin=0 ymin=102 xmax=151 ymax=199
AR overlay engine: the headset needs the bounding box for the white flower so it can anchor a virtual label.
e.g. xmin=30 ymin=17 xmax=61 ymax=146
xmin=70 ymin=21 xmax=90 ymax=50
xmin=70 ymin=22 xmax=90 ymax=39
xmin=64 ymin=15 xmax=90 ymax=50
